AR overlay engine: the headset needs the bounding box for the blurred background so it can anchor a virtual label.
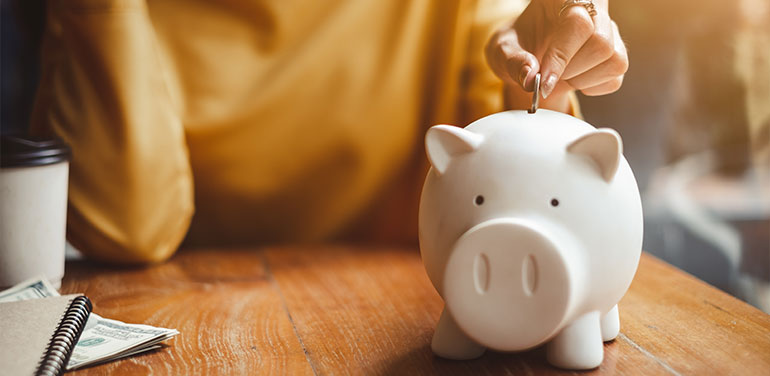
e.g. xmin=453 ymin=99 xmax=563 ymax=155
xmin=580 ymin=0 xmax=770 ymax=312
xmin=2 ymin=0 xmax=769 ymax=311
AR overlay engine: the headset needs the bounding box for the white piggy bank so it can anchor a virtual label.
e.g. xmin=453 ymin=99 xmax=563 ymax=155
xmin=418 ymin=110 xmax=643 ymax=370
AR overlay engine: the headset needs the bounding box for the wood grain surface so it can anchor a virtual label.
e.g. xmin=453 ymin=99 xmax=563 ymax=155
xmin=61 ymin=247 xmax=770 ymax=375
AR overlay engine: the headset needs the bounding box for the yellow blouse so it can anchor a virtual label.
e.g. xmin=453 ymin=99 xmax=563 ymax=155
xmin=31 ymin=0 xmax=558 ymax=263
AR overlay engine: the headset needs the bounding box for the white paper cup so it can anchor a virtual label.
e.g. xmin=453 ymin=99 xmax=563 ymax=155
xmin=0 ymin=136 xmax=70 ymax=289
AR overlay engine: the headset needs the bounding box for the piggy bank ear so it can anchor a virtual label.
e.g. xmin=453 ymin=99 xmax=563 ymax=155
xmin=425 ymin=125 xmax=484 ymax=175
xmin=567 ymin=128 xmax=623 ymax=183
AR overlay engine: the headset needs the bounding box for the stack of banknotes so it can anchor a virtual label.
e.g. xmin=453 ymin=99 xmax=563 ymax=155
xmin=0 ymin=277 xmax=179 ymax=370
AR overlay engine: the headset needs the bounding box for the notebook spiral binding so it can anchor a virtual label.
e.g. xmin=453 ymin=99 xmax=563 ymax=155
xmin=35 ymin=295 xmax=93 ymax=376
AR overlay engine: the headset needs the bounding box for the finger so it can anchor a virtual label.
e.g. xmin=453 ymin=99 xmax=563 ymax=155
xmin=539 ymin=6 xmax=595 ymax=98
xmin=567 ymin=21 xmax=628 ymax=90
xmin=561 ymin=9 xmax=614 ymax=80
xmin=485 ymin=28 xmax=540 ymax=91
xmin=580 ymin=75 xmax=624 ymax=96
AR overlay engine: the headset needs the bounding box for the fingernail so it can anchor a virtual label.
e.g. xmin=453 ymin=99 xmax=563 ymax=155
xmin=541 ymin=73 xmax=557 ymax=99
xmin=519 ymin=66 xmax=531 ymax=88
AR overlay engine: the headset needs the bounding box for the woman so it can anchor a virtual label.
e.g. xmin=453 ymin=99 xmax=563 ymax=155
xmin=30 ymin=0 xmax=627 ymax=263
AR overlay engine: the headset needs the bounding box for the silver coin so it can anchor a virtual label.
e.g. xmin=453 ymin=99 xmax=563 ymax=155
xmin=529 ymin=73 xmax=541 ymax=114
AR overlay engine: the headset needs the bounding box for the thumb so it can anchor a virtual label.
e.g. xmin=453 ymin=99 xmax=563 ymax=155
xmin=539 ymin=11 xmax=594 ymax=98
xmin=485 ymin=29 xmax=540 ymax=91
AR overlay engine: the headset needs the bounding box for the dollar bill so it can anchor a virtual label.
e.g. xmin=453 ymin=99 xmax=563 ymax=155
xmin=0 ymin=276 xmax=179 ymax=370
xmin=67 ymin=313 xmax=180 ymax=369
xmin=0 ymin=276 xmax=59 ymax=302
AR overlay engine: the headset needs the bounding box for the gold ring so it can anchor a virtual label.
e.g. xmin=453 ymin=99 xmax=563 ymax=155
xmin=559 ymin=0 xmax=598 ymax=18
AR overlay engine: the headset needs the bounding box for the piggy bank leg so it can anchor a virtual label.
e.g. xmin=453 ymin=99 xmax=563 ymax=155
xmin=601 ymin=305 xmax=620 ymax=341
xmin=546 ymin=311 xmax=603 ymax=370
xmin=431 ymin=307 xmax=486 ymax=360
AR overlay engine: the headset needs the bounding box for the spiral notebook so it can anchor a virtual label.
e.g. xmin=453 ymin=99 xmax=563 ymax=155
xmin=0 ymin=294 xmax=92 ymax=376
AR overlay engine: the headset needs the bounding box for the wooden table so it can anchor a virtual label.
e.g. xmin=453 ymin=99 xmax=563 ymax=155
xmin=61 ymin=247 xmax=770 ymax=375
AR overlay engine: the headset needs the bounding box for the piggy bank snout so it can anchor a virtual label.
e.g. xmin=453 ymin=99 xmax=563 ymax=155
xmin=442 ymin=218 xmax=577 ymax=351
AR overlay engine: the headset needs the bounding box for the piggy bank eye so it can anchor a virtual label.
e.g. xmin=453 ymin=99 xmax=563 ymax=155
xmin=550 ymin=198 xmax=559 ymax=207
xmin=474 ymin=195 xmax=485 ymax=206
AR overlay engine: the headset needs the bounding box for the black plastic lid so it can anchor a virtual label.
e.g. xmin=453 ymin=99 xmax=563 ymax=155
xmin=1 ymin=135 xmax=71 ymax=167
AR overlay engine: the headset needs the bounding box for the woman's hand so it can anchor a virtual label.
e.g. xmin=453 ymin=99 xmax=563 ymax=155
xmin=485 ymin=0 xmax=628 ymax=111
